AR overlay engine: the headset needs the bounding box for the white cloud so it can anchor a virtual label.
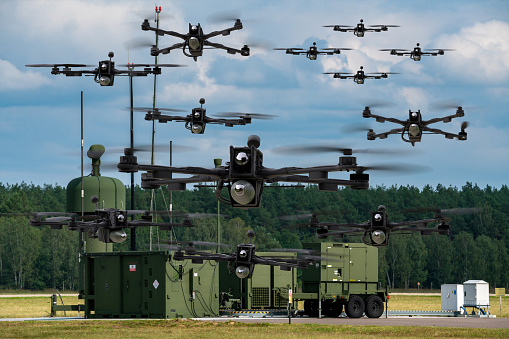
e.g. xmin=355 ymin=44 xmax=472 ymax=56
xmin=0 ymin=59 xmax=51 ymax=91
xmin=436 ymin=20 xmax=509 ymax=83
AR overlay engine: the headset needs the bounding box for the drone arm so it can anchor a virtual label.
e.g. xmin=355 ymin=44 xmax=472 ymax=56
xmin=203 ymin=41 xmax=246 ymax=55
xmin=142 ymin=23 xmax=187 ymax=40
xmin=150 ymin=114 xmax=191 ymax=123
xmin=423 ymin=114 xmax=462 ymax=126
xmin=203 ymin=23 xmax=243 ymax=40
xmin=154 ymin=42 xmax=186 ymax=55
xmin=366 ymin=113 xmax=406 ymax=125
xmin=423 ymin=127 xmax=464 ymax=140
xmin=205 ymin=117 xmax=246 ymax=126
xmin=370 ymin=127 xmax=406 ymax=140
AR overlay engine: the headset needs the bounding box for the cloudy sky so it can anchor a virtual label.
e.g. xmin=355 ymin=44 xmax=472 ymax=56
xmin=1 ymin=0 xmax=508 ymax=190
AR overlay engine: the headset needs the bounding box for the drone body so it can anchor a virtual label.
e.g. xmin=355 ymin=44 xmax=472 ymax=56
xmin=363 ymin=106 xmax=468 ymax=146
xmin=120 ymin=135 xmax=377 ymax=209
xmin=324 ymin=19 xmax=399 ymax=37
xmin=135 ymin=98 xmax=274 ymax=134
xmin=171 ymin=230 xmax=319 ymax=279
xmin=324 ymin=66 xmax=398 ymax=84
xmin=380 ymin=43 xmax=454 ymax=61
xmin=274 ymin=42 xmax=351 ymax=60
xmin=26 ymin=52 xmax=184 ymax=86
xmin=142 ymin=19 xmax=249 ymax=61
xmin=300 ymin=205 xmax=466 ymax=247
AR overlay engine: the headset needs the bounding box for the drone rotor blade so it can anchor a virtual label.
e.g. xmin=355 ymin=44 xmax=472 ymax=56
xmin=130 ymin=107 xmax=187 ymax=113
xmin=25 ymin=64 xmax=95 ymax=68
xmin=214 ymin=112 xmax=276 ymax=120
xmin=461 ymin=121 xmax=469 ymax=131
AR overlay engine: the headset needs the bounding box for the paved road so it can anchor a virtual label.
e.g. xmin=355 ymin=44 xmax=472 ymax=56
xmin=195 ymin=316 xmax=509 ymax=328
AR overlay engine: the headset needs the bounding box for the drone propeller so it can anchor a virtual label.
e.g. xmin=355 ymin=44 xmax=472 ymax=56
xmin=424 ymin=48 xmax=455 ymax=51
xmin=130 ymin=106 xmax=188 ymax=114
xmin=322 ymin=47 xmax=353 ymax=51
xmin=379 ymin=49 xmax=408 ymax=52
xmin=266 ymin=248 xmax=343 ymax=262
xmin=401 ymin=206 xmax=482 ymax=216
xmin=214 ymin=112 xmax=276 ymax=120
xmin=206 ymin=9 xmax=243 ymax=23
xmin=25 ymin=63 xmax=95 ymax=68
xmin=117 ymin=63 xmax=186 ymax=68
xmin=273 ymin=47 xmax=304 ymax=51
xmin=322 ymin=25 xmax=354 ymax=28
xmin=272 ymin=145 xmax=414 ymax=156
xmin=369 ymin=25 xmax=400 ymax=27
xmin=461 ymin=121 xmax=469 ymax=132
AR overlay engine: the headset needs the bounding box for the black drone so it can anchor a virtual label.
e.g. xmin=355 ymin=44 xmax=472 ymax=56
xmin=169 ymin=230 xmax=320 ymax=279
xmin=25 ymin=52 xmax=184 ymax=86
xmin=324 ymin=19 xmax=399 ymax=37
xmin=363 ymin=106 xmax=468 ymax=146
xmin=292 ymin=205 xmax=479 ymax=247
xmin=380 ymin=43 xmax=454 ymax=61
xmin=133 ymin=98 xmax=275 ymax=134
xmin=323 ymin=66 xmax=398 ymax=84
xmin=273 ymin=42 xmax=352 ymax=60
xmin=13 ymin=196 xmax=197 ymax=244
xmin=116 ymin=135 xmax=402 ymax=209
xmin=141 ymin=18 xmax=249 ymax=61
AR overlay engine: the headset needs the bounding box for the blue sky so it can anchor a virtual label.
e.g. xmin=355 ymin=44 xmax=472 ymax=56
xmin=1 ymin=0 xmax=508 ymax=190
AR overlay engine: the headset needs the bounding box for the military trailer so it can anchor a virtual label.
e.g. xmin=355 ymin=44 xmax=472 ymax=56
xmin=83 ymin=251 xmax=219 ymax=318
xmin=219 ymin=242 xmax=387 ymax=318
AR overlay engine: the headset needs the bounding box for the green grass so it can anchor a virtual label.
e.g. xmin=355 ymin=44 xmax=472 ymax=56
xmin=0 ymin=320 xmax=508 ymax=338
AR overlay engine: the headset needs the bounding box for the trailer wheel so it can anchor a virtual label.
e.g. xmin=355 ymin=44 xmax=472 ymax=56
xmin=365 ymin=295 xmax=384 ymax=318
xmin=345 ymin=295 xmax=365 ymax=318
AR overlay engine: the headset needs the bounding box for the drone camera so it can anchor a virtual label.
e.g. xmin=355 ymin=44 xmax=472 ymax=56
xmin=371 ymin=210 xmax=386 ymax=228
xmin=97 ymin=59 xmax=115 ymax=86
xmin=191 ymin=107 xmax=205 ymax=134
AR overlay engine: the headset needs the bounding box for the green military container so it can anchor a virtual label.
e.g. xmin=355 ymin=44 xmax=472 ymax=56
xmin=84 ymin=251 xmax=219 ymax=318
xmin=295 ymin=242 xmax=387 ymax=318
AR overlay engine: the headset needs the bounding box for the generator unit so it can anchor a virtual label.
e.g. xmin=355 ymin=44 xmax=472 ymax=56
xmin=83 ymin=251 xmax=219 ymax=318
xmin=219 ymin=243 xmax=387 ymax=318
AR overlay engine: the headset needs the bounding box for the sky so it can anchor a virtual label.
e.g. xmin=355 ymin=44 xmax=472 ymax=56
xmin=1 ymin=0 xmax=508 ymax=191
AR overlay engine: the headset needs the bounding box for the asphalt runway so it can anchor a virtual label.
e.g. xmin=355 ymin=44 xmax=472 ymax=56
xmin=195 ymin=316 xmax=509 ymax=329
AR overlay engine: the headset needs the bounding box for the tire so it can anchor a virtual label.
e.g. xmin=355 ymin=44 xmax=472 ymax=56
xmin=365 ymin=295 xmax=384 ymax=318
xmin=345 ymin=295 xmax=365 ymax=318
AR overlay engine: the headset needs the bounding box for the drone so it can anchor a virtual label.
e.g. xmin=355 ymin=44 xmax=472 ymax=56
xmin=273 ymin=42 xmax=352 ymax=60
xmin=323 ymin=19 xmax=399 ymax=37
xmin=116 ymin=135 xmax=405 ymax=209
xmin=133 ymin=98 xmax=275 ymax=134
xmin=141 ymin=18 xmax=249 ymax=61
xmin=323 ymin=66 xmax=398 ymax=84
xmin=169 ymin=230 xmax=322 ymax=279
xmin=25 ymin=52 xmax=184 ymax=86
xmin=380 ymin=43 xmax=454 ymax=61
xmin=292 ymin=205 xmax=480 ymax=247
xmin=10 ymin=196 xmax=197 ymax=244
xmin=362 ymin=105 xmax=468 ymax=146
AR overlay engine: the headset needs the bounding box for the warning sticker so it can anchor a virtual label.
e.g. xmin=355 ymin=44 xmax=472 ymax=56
xmin=153 ymin=280 xmax=159 ymax=289
xmin=129 ymin=265 xmax=136 ymax=272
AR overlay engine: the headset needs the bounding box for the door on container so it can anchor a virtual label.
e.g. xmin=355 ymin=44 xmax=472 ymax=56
xmin=123 ymin=256 xmax=142 ymax=315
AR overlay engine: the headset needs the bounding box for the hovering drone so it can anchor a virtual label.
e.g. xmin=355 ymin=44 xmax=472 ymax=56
xmin=363 ymin=106 xmax=468 ymax=146
xmin=116 ymin=135 xmax=403 ymax=209
xmin=25 ymin=52 xmax=184 ymax=86
xmin=141 ymin=18 xmax=249 ymax=61
xmin=170 ymin=230 xmax=320 ymax=279
xmin=294 ymin=205 xmax=480 ymax=247
xmin=273 ymin=42 xmax=352 ymax=60
xmin=134 ymin=98 xmax=274 ymax=134
xmin=380 ymin=43 xmax=454 ymax=61
xmin=323 ymin=66 xmax=398 ymax=84
xmin=11 ymin=196 xmax=197 ymax=244
xmin=323 ymin=19 xmax=399 ymax=37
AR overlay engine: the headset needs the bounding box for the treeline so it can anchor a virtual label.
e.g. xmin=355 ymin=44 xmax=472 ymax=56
xmin=0 ymin=182 xmax=508 ymax=290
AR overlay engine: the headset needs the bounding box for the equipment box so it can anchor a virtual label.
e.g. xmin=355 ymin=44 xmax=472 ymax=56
xmin=463 ymin=280 xmax=489 ymax=307
xmin=441 ymin=284 xmax=464 ymax=311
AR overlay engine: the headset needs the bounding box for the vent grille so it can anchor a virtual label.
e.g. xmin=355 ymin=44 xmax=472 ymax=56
xmin=252 ymin=287 xmax=270 ymax=307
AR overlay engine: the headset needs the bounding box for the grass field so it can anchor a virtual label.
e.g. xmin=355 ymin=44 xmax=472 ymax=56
xmin=0 ymin=294 xmax=508 ymax=338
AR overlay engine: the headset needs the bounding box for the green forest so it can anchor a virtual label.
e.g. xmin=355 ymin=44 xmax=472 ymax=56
xmin=0 ymin=182 xmax=508 ymax=291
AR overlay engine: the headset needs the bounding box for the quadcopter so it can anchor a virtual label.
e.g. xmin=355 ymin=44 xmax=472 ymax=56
xmin=323 ymin=19 xmax=399 ymax=37
xmin=141 ymin=18 xmax=249 ymax=61
xmin=133 ymin=98 xmax=275 ymax=134
xmin=362 ymin=106 xmax=468 ymax=146
xmin=380 ymin=43 xmax=454 ymax=61
xmin=9 ymin=196 xmax=198 ymax=244
xmin=323 ymin=66 xmax=398 ymax=84
xmin=116 ymin=135 xmax=408 ymax=209
xmin=273 ymin=42 xmax=352 ymax=60
xmin=26 ymin=52 xmax=184 ymax=86
xmin=291 ymin=205 xmax=479 ymax=247
xmin=169 ymin=230 xmax=322 ymax=279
